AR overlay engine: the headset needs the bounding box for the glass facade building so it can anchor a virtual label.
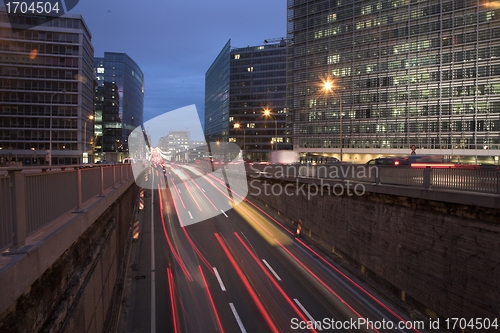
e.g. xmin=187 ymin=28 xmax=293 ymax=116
xmin=287 ymin=0 xmax=500 ymax=164
xmin=206 ymin=39 xmax=291 ymax=161
xmin=205 ymin=40 xmax=231 ymax=144
xmin=0 ymin=8 xmax=95 ymax=165
xmin=94 ymin=52 xmax=144 ymax=162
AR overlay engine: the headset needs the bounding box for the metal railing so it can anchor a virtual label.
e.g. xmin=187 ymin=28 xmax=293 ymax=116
xmin=0 ymin=164 xmax=133 ymax=251
xmin=431 ymin=167 xmax=499 ymax=193
xmin=248 ymin=163 xmax=500 ymax=194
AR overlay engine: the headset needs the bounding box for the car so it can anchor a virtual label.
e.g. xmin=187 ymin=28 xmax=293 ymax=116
xmin=399 ymin=154 xmax=447 ymax=165
xmin=366 ymin=157 xmax=402 ymax=166
xmin=325 ymin=157 xmax=341 ymax=164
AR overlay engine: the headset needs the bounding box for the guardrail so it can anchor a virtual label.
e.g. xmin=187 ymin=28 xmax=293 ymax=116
xmin=0 ymin=164 xmax=133 ymax=252
xmin=247 ymin=163 xmax=500 ymax=195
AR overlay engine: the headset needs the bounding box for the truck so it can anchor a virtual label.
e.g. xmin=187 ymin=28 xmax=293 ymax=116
xmin=269 ymin=150 xmax=299 ymax=165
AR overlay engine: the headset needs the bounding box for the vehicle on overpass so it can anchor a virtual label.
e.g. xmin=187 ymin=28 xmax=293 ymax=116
xmin=269 ymin=150 xmax=299 ymax=165
xmin=366 ymin=157 xmax=402 ymax=166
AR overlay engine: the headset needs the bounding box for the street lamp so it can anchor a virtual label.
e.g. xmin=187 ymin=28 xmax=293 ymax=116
xmin=49 ymin=89 xmax=66 ymax=167
xmin=321 ymin=78 xmax=343 ymax=162
xmin=263 ymin=108 xmax=278 ymax=151
xmin=234 ymin=123 xmax=246 ymax=159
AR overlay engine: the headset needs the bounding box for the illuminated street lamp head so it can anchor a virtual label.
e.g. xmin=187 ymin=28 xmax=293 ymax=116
xmin=89 ymin=115 xmax=94 ymax=120
xmin=234 ymin=123 xmax=240 ymax=129
xmin=321 ymin=77 xmax=335 ymax=93
xmin=263 ymin=108 xmax=271 ymax=116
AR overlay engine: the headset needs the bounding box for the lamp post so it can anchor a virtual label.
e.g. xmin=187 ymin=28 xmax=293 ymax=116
xmin=83 ymin=115 xmax=94 ymax=163
xmin=49 ymin=89 xmax=66 ymax=167
xmin=263 ymin=108 xmax=278 ymax=151
xmin=234 ymin=123 xmax=246 ymax=159
xmin=322 ymin=79 xmax=343 ymax=162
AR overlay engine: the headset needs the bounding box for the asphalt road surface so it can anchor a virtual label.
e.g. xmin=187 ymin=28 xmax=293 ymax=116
xmin=123 ymin=164 xmax=426 ymax=333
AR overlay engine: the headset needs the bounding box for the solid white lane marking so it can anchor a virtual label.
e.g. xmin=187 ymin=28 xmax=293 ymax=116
xmin=213 ymin=267 xmax=226 ymax=291
xmin=151 ymin=172 xmax=156 ymax=333
xmin=188 ymin=211 xmax=193 ymax=219
xmin=293 ymin=299 xmax=318 ymax=329
xmin=221 ymin=209 xmax=228 ymax=218
xmin=262 ymin=259 xmax=281 ymax=281
xmin=229 ymin=303 xmax=247 ymax=333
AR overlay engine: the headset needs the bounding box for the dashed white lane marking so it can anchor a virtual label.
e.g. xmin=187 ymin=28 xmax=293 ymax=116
xmin=229 ymin=303 xmax=247 ymax=333
xmin=262 ymin=259 xmax=281 ymax=281
xmin=294 ymin=298 xmax=319 ymax=330
xmin=213 ymin=267 xmax=226 ymax=291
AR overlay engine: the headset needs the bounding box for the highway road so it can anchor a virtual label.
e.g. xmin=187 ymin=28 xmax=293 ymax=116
xmin=124 ymin=163 xmax=426 ymax=333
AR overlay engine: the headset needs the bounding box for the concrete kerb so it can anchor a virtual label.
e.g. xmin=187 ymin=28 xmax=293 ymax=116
xmin=105 ymin=186 xmax=143 ymax=333
xmin=117 ymin=187 xmax=150 ymax=333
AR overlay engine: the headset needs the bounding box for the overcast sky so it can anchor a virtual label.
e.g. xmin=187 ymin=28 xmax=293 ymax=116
xmin=74 ymin=0 xmax=287 ymax=130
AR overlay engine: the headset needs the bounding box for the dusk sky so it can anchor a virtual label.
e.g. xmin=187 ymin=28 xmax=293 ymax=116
xmin=74 ymin=0 xmax=287 ymax=128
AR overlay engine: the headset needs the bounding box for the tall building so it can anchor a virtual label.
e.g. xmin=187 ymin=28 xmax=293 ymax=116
xmin=0 ymin=8 xmax=95 ymax=165
xmin=94 ymin=52 xmax=144 ymax=163
xmin=205 ymin=41 xmax=231 ymax=145
xmin=287 ymin=0 xmax=500 ymax=164
xmin=205 ymin=39 xmax=290 ymax=162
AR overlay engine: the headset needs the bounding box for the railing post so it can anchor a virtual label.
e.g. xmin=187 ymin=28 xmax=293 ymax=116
xmin=497 ymin=169 xmax=500 ymax=194
xmin=112 ymin=165 xmax=117 ymax=189
xmin=423 ymin=166 xmax=431 ymax=190
xmin=375 ymin=166 xmax=380 ymax=185
xmin=77 ymin=168 xmax=83 ymax=209
xmin=11 ymin=172 xmax=27 ymax=248
xmin=100 ymin=165 xmax=105 ymax=195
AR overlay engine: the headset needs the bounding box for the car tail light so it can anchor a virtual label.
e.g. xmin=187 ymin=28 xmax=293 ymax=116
xmin=394 ymin=160 xmax=400 ymax=166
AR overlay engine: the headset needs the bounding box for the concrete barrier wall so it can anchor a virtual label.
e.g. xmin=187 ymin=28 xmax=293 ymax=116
xmin=248 ymin=177 xmax=500 ymax=322
xmin=0 ymin=180 xmax=138 ymax=333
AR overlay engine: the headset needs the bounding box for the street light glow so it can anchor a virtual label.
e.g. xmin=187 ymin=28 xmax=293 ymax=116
xmin=323 ymin=80 xmax=333 ymax=92
xmin=482 ymin=1 xmax=500 ymax=9
xmin=321 ymin=76 xmax=336 ymax=93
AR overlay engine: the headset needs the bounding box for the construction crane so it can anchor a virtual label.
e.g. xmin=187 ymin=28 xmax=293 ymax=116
xmin=263 ymin=37 xmax=293 ymax=47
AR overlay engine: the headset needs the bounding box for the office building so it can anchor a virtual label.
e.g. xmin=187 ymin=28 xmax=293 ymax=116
xmin=205 ymin=39 xmax=290 ymax=162
xmin=0 ymin=8 xmax=95 ymax=165
xmin=287 ymin=0 xmax=500 ymax=164
xmin=94 ymin=52 xmax=144 ymax=163
xmin=158 ymin=131 xmax=190 ymax=161
xmin=188 ymin=140 xmax=207 ymax=162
